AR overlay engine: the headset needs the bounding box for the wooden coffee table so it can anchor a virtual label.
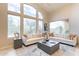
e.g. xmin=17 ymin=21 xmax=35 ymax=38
xmin=37 ymin=40 xmax=60 ymax=55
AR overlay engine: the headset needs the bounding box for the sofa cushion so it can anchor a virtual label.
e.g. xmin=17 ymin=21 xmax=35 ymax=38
xmin=48 ymin=32 xmax=54 ymax=37
xmin=22 ymin=37 xmax=44 ymax=45
xmin=68 ymin=34 xmax=78 ymax=40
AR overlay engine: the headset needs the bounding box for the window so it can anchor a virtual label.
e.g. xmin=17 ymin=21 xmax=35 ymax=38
xmin=50 ymin=21 xmax=65 ymax=36
xmin=8 ymin=4 xmax=44 ymax=38
xmin=8 ymin=3 xmax=20 ymax=13
xmin=38 ymin=20 xmax=44 ymax=33
xmin=8 ymin=15 xmax=20 ymax=37
xmin=38 ymin=12 xmax=43 ymax=19
xmin=24 ymin=18 xmax=36 ymax=35
xmin=24 ymin=4 xmax=36 ymax=17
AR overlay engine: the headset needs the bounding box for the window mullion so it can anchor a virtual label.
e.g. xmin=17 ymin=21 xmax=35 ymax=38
xmin=36 ymin=11 xmax=38 ymax=33
xmin=20 ymin=3 xmax=24 ymax=37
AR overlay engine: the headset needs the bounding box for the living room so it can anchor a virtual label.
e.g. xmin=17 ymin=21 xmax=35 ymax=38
xmin=0 ymin=3 xmax=79 ymax=56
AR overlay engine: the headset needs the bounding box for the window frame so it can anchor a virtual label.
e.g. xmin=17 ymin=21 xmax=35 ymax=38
xmin=23 ymin=4 xmax=37 ymax=18
xmin=23 ymin=18 xmax=36 ymax=35
xmin=38 ymin=19 xmax=44 ymax=33
xmin=8 ymin=3 xmax=20 ymax=13
xmin=8 ymin=14 xmax=20 ymax=38
xmin=38 ymin=11 xmax=43 ymax=19
xmin=49 ymin=21 xmax=67 ymax=36
xmin=8 ymin=3 xmax=44 ymax=39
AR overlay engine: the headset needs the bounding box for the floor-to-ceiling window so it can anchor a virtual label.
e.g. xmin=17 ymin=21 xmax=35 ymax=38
xmin=8 ymin=3 xmax=44 ymax=38
xmin=23 ymin=4 xmax=37 ymax=35
xmin=8 ymin=3 xmax=20 ymax=37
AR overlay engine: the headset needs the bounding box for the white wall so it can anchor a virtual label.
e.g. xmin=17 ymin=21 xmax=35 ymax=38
xmin=0 ymin=4 xmax=13 ymax=49
xmin=49 ymin=4 xmax=79 ymax=35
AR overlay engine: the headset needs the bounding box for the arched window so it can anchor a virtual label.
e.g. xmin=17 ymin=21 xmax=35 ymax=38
xmin=8 ymin=3 xmax=44 ymax=38
xmin=24 ymin=4 xmax=36 ymax=17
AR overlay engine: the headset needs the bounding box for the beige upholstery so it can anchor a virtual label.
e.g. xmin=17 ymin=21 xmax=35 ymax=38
xmin=22 ymin=37 xmax=44 ymax=45
xmin=68 ymin=34 xmax=78 ymax=40
xmin=49 ymin=35 xmax=78 ymax=46
xmin=48 ymin=32 xmax=54 ymax=37
xmin=21 ymin=33 xmax=78 ymax=46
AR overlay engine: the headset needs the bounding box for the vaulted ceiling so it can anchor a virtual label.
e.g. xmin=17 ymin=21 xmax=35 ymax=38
xmin=36 ymin=3 xmax=68 ymax=13
xmin=27 ymin=3 xmax=72 ymax=21
xmin=29 ymin=3 xmax=68 ymax=14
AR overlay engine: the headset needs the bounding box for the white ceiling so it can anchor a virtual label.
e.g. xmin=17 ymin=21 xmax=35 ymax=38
xmin=29 ymin=3 xmax=68 ymax=13
xmin=37 ymin=3 xmax=67 ymax=13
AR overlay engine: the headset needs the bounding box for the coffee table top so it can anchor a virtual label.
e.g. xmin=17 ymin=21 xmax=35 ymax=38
xmin=39 ymin=40 xmax=59 ymax=47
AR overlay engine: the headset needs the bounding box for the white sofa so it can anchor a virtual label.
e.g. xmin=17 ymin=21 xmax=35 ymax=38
xmin=22 ymin=37 xmax=44 ymax=46
xmin=49 ymin=37 xmax=77 ymax=46
xmin=21 ymin=34 xmax=77 ymax=46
